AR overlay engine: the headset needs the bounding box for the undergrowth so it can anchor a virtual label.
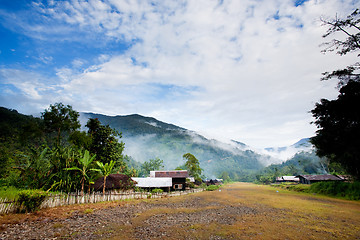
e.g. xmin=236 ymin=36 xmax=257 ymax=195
xmin=273 ymin=182 xmax=360 ymax=200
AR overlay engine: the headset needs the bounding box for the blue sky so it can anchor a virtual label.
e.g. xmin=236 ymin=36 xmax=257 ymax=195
xmin=0 ymin=0 xmax=358 ymax=148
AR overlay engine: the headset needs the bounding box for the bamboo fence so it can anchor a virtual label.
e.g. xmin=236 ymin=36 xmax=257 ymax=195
xmin=0 ymin=188 xmax=204 ymax=214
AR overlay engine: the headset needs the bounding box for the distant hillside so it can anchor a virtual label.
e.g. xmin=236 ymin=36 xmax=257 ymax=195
xmin=81 ymin=112 xmax=268 ymax=180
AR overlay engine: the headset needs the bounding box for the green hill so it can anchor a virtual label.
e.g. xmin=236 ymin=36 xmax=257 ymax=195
xmin=82 ymin=112 xmax=266 ymax=181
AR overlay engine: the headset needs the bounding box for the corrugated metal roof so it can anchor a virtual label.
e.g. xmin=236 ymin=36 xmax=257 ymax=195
xmin=150 ymin=170 xmax=189 ymax=178
xmin=282 ymin=176 xmax=299 ymax=181
xmin=132 ymin=177 xmax=172 ymax=188
xmin=297 ymin=174 xmax=342 ymax=181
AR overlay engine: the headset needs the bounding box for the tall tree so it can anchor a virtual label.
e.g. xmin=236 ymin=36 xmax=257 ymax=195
xmin=183 ymin=153 xmax=202 ymax=181
xmin=141 ymin=157 xmax=164 ymax=176
xmin=42 ymin=103 xmax=80 ymax=145
xmin=86 ymin=118 xmax=125 ymax=171
xmin=320 ymin=9 xmax=360 ymax=85
xmin=311 ymin=81 xmax=360 ymax=179
xmin=312 ymin=9 xmax=360 ymax=179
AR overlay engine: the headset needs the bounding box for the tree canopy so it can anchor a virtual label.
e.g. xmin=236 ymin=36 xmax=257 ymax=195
xmin=311 ymin=9 xmax=360 ymax=179
xmin=42 ymin=103 xmax=80 ymax=145
xmin=86 ymin=118 xmax=125 ymax=171
xmin=311 ymin=81 xmax=360 ymax=178
xmin=320 ymin=9 xmax=360 ymax=85
xmin=183 ymin=153 xmax=202 ymax=181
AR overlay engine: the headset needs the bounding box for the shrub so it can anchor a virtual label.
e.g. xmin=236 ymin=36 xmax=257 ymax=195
xmin=206 ymin=185 xmax=220 ymax=191
xmin=151 ymin=188 xmax=163 ymax=194
xmin=16 ymin=189 xmax=48 ymax=213
xmin=309 ymin=181 xmax=360 ymax=200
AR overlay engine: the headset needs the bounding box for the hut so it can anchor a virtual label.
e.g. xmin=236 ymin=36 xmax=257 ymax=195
xmin=93 ymin=174 xmax=136 ymax=191
xmin=150 ymin=170 xmax=189 ymax=190
xmin=296 ymin=174 xmax=343 ymax=184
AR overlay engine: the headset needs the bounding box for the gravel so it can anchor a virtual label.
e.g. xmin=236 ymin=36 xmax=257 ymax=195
xmin=0 ymin=195 xmax=259 ymax=240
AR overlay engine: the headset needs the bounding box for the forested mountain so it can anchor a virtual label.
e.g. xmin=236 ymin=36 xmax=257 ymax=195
xmin=1 ymin=106 xmax=326 ymax=183
xmin=81 ymin=112 xmax=267 ymax=181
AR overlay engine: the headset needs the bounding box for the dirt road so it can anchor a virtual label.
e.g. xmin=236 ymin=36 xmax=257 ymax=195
xmin=1 ymin=183 xmax=360 ymax=239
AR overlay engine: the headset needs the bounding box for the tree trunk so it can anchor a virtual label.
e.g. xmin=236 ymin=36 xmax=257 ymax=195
xmin=103 ymin=176 xmax=107 ymax=195
xmin=81 ymin=177 xmax=85 ymax=196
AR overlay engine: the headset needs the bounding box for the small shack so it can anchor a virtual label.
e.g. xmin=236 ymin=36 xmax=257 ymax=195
xmin=150 ymin=170 xmax=189 ymax=190
xmin=296 ymin=174 xmax=343 ymax=184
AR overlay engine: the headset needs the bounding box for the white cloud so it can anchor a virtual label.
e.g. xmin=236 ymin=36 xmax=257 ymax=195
xmin=1 ymin=0 xmax=359 ymax=148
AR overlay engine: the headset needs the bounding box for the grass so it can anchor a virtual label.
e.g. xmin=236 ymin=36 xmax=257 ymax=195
xmin=2 ymin=183 xmax=360 ymax=239
xmin=0 ymin=186 xmax=22 ymax=201
xmin=273 ymin=181 xmax=360 ymax=200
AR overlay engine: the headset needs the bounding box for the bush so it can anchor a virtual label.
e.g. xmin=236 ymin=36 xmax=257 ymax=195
xmin=16 ymin=189 xmax=48 ymax=213
xmin=206 ymin=185 xmax=220 ymax=191
xmin=309 ymin=181 xmax=360 ymax=200
xmin=151 ymin=188 xmax=163 ymax=194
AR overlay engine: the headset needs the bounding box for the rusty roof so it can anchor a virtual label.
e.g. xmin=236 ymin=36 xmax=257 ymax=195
xmin=296 ymin=174 xmax=342 ymax=181
xmin=150 ymin=170 xmax=189 ymax=178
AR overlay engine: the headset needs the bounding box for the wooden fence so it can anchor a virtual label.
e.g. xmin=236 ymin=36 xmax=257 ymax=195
xmin=0 ymin=188 xmax=204 ymax=214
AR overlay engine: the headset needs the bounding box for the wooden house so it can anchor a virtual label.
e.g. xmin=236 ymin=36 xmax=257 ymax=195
xmin=296 ymin=174 xmax=343 ymax=184
xmin=150 ymin=170 xmax=189 ymax=190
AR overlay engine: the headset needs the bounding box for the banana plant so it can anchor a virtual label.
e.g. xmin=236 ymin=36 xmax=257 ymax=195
xmin=65 ymin=150 xmax=97 ymax=195
xmin=95 ymin=160 xmax=116 ymax=195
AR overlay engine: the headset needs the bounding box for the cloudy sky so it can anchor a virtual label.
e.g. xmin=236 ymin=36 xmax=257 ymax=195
xmin=0 ymin=0 xmax=358 ymax=148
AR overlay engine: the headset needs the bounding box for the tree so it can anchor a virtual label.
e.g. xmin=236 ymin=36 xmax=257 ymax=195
xmin=65 ymin=150 xmax=97 ymax=195
xmin=95 ymin=160 xmax=116 ymax=195
xmin=86 ymin=118 xmax=125 ymax=168
xmin=183 ymin=153 xmax=202 ymax=181
xmin=311 ymin=80 xmax=360 ymax=179
xmin=141 ymin=157 xmax=164 ymax=176
xmin=311 ymin=9 xmax=360 ymax=179
xmin=42 ymin=103 xmax=80 ymax=145
xmin=320 ymin=9 xmax=360 ymax=85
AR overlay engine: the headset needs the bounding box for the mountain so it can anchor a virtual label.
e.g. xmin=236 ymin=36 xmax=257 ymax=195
xmin=81 ymin=112 xmax=270 ymax=181
xmin=263 ymin=138 xmax=313 ymax=161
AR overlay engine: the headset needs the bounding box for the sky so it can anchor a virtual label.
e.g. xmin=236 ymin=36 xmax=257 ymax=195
xmin=0 ymin=0 xmax=358 ymax=148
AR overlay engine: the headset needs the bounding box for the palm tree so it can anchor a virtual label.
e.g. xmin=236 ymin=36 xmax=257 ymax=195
xmin=95 ymin=160 xmax=116 ymax=195
xmin=65 ymin=150 xmax=96 ymax=195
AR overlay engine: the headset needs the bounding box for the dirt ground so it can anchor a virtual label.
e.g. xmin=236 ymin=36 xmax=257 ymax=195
xmin=1 ymin=183 xmax=360 ymax=239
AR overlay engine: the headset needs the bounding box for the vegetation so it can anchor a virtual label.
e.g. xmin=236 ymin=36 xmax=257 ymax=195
xmin=95 ymin=160 xmax=116 ymax=195
xmin=16 ymin=189 xmax=48 ymax=213
xmin=140 ymin=157 xmax=164 ymax=176
xmin=273 ymin=181 xmax=360 ymax=200
xmin=0 ymin=104 xmax=130 ymax=195
xmin=205 ymin=185 xmax=221 ymax=191
xmin=183 ymin=153 xmax=202 ymax=181
xmin=308 ymin=181 xmax=360 ymax=200
xmin=254 ymin=150 xmax=342 ymax=184
xmin=311 ymin=9 xmax=360 ymax=180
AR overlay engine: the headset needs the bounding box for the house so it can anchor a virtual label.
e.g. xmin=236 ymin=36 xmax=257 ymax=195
xmin=131 ymin=177 xmax=172 ymax=192
xmin=296 ymin=174 xmax=343 ymax=184
xmin=204 ymin=179 xmax=222 ymax=186
xmin=150 ymin=170 xmax=189 ymax=190
xmin=276 ymin=176 xmax=299 ymax=183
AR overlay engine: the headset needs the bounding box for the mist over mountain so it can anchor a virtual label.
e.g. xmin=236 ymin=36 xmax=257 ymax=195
xmin=81 ymin=112 xmax=280 ymax=180
xmin=263 ymin=138 xmax=313 ymax=161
